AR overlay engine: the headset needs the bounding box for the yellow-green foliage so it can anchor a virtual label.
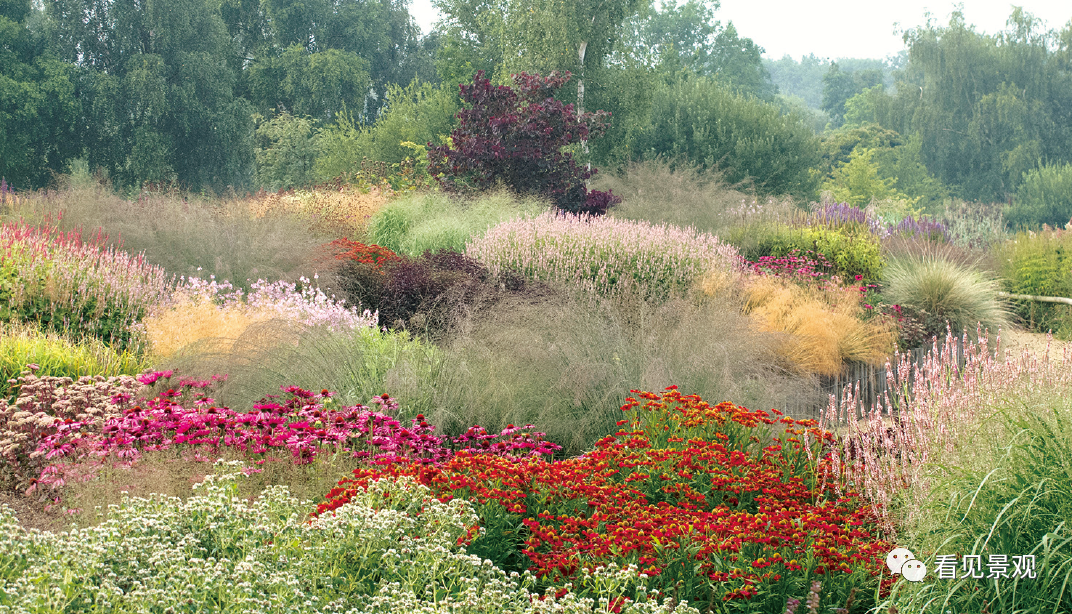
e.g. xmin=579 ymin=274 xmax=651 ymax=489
xmin=822 ymin=147 xmax=905 ymax=207
xmin=235 ymin=185 xmax=395 ymax=239
xmin=756 ymin=224 xmax=885 ymax=283
xmin=142 ymin=291 xmax=302 ymax=362
xmin=736 ymin=275 xmax=896 ymax=377
xmin=365 ymin=186 xmax=551 ymax=258
xmin=999 ymin=227 xmax=1072 ymax=338
xmin=0 ymin=322 xmax=150 ymax=401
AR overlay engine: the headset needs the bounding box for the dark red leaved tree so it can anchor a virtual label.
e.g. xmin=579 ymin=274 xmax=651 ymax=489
xmin=426 ymin=70 xmax=620 ymax=215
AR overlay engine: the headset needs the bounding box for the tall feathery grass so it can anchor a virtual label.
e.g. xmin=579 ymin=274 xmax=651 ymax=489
xmin=9 ymin=181 xmax=344 ymax=296
xmin=234 ymin=184 xmax=395 ymax=240
xmin=592 ymin=157 xmax=795 ymax=237
xmin=421 ymin=288 xmax=820 ymax=458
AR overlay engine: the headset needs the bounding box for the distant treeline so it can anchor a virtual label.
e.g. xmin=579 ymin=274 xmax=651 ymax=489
xmin=3 ymin=1 xmax=1072 ymax=224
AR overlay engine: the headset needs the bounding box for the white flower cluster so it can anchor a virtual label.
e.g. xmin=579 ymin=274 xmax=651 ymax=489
xmin=0 ymin=461 xmax=696 ymax=614
xmin=167 ymin=274 xmax=379 ymax=333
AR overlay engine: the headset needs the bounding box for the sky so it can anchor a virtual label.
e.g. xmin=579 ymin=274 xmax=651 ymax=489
xmin=406 ymin=0 xmax=1072 ymax=62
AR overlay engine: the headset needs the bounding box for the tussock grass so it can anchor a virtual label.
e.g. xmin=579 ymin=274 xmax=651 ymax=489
xmin=366 ymin=186 xmax=552 ymax=258
xmin=882 ymin=253 xmax=1012 ymax=340
xmin=739 ymin=276 xmax=897 ymax=377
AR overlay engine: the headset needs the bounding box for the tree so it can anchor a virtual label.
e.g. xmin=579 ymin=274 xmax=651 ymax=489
xmin=610 ymin=0 xmax=773 ymax=98
xmin=1 ymin=1 xmax=81 ymax=188
xmin=246 ymin=45 xmax=371 ymax=123
xmin=821 ymin=62 xmax=882 ymax=128
xmin=764 ymin=53 xmax=829 ymax=109
xmin=867 ymin=8 xmax=1072 ymax=201
xmin=315 ymin=78 xmax=460 ymax=182
xmin=45 ymin=0 xmax=254 ymax=190
xmin=253 ymin=112 xmax=320 ymax=191
xmin=627 ymin=72 xmax=820 ymax=198
xmin=426 ymin=70 xmax=620 ymax=214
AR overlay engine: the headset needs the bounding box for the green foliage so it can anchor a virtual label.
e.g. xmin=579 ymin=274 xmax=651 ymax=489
xmin=818 ymin=127 xmax=948 ymax=209
xmin=736 ymin=223 xmax=885 ymax=285
xmin=889 ymin=393 xmax=1072 ymax=614
xmin=821 ymin=62 xmax=883 ymax=128
xmin=1008 ymin=162 xmax=1072 ymax=230
xmin=817 ymin=123 xmax=903 ymax=178
xmin=315 ymin=79 xmax=459 ymax=184
xmin=612 ymin=0 xmax=775 ymax=99
xmin=253 ymin=112 xmax=320 ymax=191
xmin=870 ymin=9 xmax=1072 ymax=202
xmin=628 ymin=73 xmax=821 ymax=199
xmin=881 ymin=254 xmax=1011 ymax=341
xmin=998 ymin=228 xmax=1072 ymax=338
xmin=364 ymin=187 xmax=549 ymax=258
xmin=0 ymin=322 xmax=150 ymax=402
xmin=47 ymin=0 xmax=255 ymax=191
xmin=821 ymin=147 xmax=906 ymax=207
xmin=764 ymin=53 xmax=829 ymax=109
xmin=0 ymin=11 xmax=81 ymax=190
xmin=246 ymin=45 xmax=371 ymax=123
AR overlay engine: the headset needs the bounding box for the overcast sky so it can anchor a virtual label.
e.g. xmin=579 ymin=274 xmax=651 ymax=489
xmin=406 ymin=0 xmax=1072 ymax=61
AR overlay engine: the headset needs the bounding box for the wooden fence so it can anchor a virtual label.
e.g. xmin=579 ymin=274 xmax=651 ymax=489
xmin=778 ymin=336 xmax=971 ymax=425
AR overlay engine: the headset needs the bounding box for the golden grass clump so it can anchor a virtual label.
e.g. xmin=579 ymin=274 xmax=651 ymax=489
xmin=739 ymin=275 xmax=896 ymax=377
xmin=234 ymin=185 xmax=396 ymax=239
xmin=142 ymin=292 xmax=300 ymax=362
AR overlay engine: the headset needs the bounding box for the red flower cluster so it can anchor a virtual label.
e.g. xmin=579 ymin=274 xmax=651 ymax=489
xmin=315 ymin=387 xmax=895 ymax=607
xmin=327 ymin=238 xmax=401 ymax=269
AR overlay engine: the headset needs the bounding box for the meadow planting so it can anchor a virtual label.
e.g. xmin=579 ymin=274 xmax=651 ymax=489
xmin=0 ymin=161 xmax=1069 ymax=613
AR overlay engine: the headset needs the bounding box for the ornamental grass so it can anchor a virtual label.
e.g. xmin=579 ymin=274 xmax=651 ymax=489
xmin=235 ymin=184 xmax=394 ymax=239
xmin=738 ymin=275 xmax=896 ymax=377
xmin=142 ymin=274 xmax=378 ymax=361
xmin=9 ymin=179 xmax=346 ymax=297
xmin=823 ymin=325 xmax=1072 ymax=541
xmin=464 ymin=210 xmax=740 ymax=304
